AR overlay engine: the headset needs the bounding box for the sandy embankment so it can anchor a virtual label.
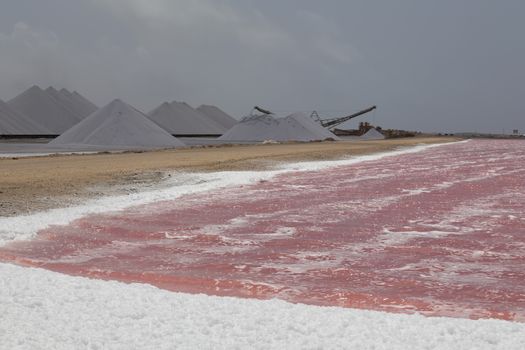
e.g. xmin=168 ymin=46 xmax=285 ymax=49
xmin=0 ymin=137 xmax=458 ymax=216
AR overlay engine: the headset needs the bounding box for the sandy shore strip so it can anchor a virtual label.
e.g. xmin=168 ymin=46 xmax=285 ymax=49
xmin=0 ymin=137 xmax=458 ymax=216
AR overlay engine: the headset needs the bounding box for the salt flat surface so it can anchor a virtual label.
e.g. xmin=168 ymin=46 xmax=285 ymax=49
xmin=1 ymin=262 xmax=523 ymax=350
xmin=0 ymin=141 xmax=183 ymax=157
xmin=0 ymin=152 xmax=99 ymax=158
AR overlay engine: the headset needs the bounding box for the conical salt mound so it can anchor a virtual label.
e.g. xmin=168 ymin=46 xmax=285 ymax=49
xmin=0 ymin=99 xmax=51 ymax=135
xmin=50 ymin=99 xmax=185 ymax=148
xmin=197 ymin=105 xmax=237 ymax=129
xmin=148 ymin=101 xmax=225 ymax=135
xmin=69 ymin=89 xmax=99 ymax=114
xmin=219 ymin=114 xmax=279 ymax=141
xmin=219 ymin=112 xmax=339 ymax=142
xmin=361 ymin=128 xmax=385 ymax=140
xmin=8 ymin=85 xmax=84 ymax=134
xmin=285 ymin=113 xmax=339 ymax=140
xmin=45 ymin=87 xmax=98 ymax=119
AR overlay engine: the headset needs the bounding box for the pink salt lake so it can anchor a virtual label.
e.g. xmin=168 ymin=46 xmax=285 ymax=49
xmin=2 ymin=139 xmax=524 ymax=321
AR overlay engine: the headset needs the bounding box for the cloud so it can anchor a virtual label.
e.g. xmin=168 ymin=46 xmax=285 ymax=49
xmin=85 ymin=0 xmax=362 ymax=112
xmin=3 ymin=22 xmax=58 ymax=50
xmin=0 ymin=22 xmax=65 ymax=97
xmin=1 ymin=1 xmax=362 ymax=117
xmin=295 ymin=10 xmax=359 ymax=65
xmin=0 ymin=21 xmax=140 ymax=104
xmin=92 ymin=0 xmax=290 ymax=49
xmin=92 ymin=0 xmax=355 ymax=63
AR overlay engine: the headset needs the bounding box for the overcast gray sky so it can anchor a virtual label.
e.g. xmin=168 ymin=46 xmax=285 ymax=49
xmin=1 ymin=0 xmax=524 ymax=133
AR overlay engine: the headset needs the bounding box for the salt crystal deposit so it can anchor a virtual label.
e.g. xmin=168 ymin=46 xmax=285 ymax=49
xmin=148 ymin=101 xmax=226 ymax=135
xmin=3 ymin=262 xmax=524 ymax=350
xmin=45 ymin=87 xmax=97 ymax=119
xmin=219 ymin=112 xmax=339 ymax=142
xmin=50 ymin=99 xmax=185 ymax=148
xmin=7 ymin=86 xmax=95 ymax=134
xmin=287 ymin=112 xmax=339 ymax=140
xmin=0 ymin=99 xmax=51 ymax=135
xmin=68 ymin=89 xmax=99 ymax=113
xmin=197 ymin=104 xmax=237 ymax=129
xmin=361 ymin=127 xmax=385 ymax=140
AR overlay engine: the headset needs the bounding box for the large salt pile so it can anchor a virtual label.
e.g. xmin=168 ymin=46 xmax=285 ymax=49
xmin=361 ymin=128 xmax=385 ymax=140
xmin=45 ymin=87 xmax=98 ymax=119
xmin=7 ymin=86 xmax=96 ymax=134
xmin=148 ymin=101 xmax=225 ymax=136
xmin=287 ymin=113 xmax=339 ymax=140
xmin=0 ymin=99 xmax=51 ymax=135
xmin=219 ymin=112 xmax=339 ymax=142
xmin=219 ymin=114 xmax=279 ymax=141
xmin=50 ymin=99 xmax=185 ymax=148
xmin=68 ymin=89 xmax=98 ymax=114
xmin=196 ymin=105 xmax=237 ymax=129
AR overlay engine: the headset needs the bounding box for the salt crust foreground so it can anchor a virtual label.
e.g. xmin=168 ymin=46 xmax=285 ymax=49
xmin=1 ymin=263 xmax=523 ymax=350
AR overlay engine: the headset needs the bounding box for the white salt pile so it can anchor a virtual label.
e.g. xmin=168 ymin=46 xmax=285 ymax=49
xmin=68 ymin=89 xmax=99 ymax=114
xmin=197 ymin=104 xmax=237 ymax=129
xmin=219 ymin=114 xmax=278 ymax=141
xmin=7 ymin=86 xmax=97 ymax=134
xmin=50 ymin=99 xmax=185 ymax=148
xmin=46 ymin=87 xmax=97 ymax=119
xmin=361 ymin=128 xmax=385 ymax=140
xmin=148 ymin=101 xmax=225 ymax=136
xmin=0 ymin=99 xmax=51 ymax=135
xmin=219 ymin=112 xmax=339 ymax=142
xmin=287 ymin=113 xmax=338 ymax=140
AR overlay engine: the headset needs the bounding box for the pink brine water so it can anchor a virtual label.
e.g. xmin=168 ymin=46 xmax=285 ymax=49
xmin=2 ymin=139 xmax=525 ymax=321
